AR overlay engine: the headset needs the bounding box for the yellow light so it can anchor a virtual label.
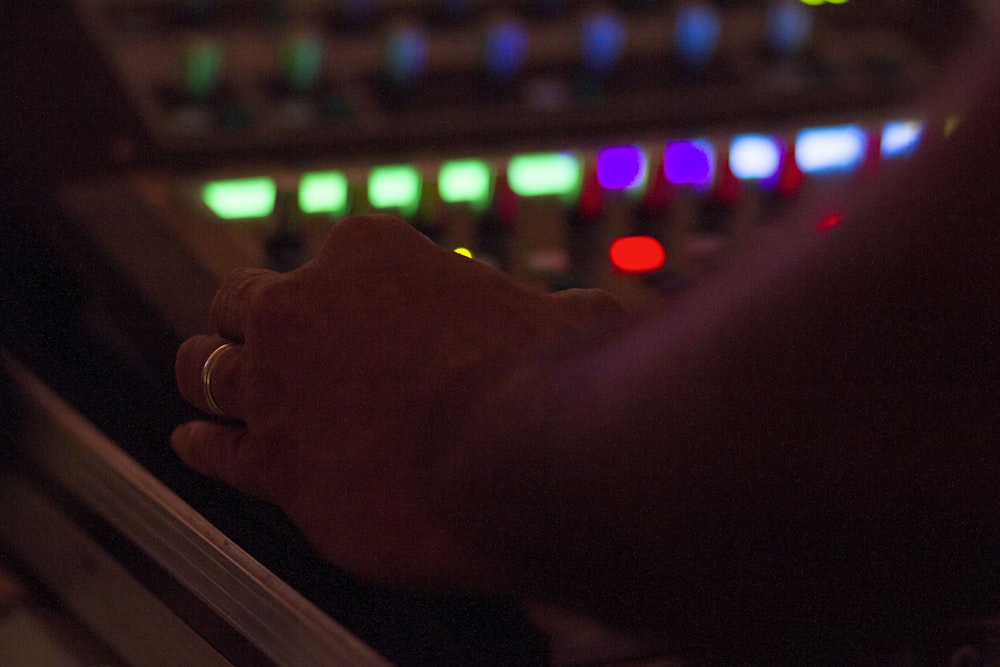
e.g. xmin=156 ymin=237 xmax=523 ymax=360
xmin=454 ymin=247 xmax=474 ymax=258
xmin=945 ymin=116 xmax=962 ymax=137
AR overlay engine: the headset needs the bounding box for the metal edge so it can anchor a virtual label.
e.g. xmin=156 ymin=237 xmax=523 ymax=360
xmin=1 ymin=349 xmax=391 ymax=667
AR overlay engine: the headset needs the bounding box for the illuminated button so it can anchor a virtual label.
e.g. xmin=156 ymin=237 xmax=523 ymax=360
xmin=185 ymin=41 xmax=223 ymax=100
xmin=368 ymin=165 xmax=422 ymax=217
xmin=485 ymin=19 xmax=529 ymax=81
xmin=299 ymin=171 xmax=349 ymax=216
xmin=581 ymin=11 xmax=627 ymax=74
xmin=881 ymin=121 xmax=923 ymax=158
xmin=508 ymin=153 xmax=582 ymax=201
xmin=439 ymin=159 xmax=493 ymax=212
xmin=795 ymin=125 xmax=868 ymax=174
xmin=610 ymin=236 xmax=666 ymax=274
xmin=202 ymin=178 xmax=277 ymax=219
xmin=730 ymin=134 xmax=782 ymax=180
xmin=664 ymin=140 xmax=715 ymax=187
xmin=385 ymin=26 xmax=429 ymax=86
xmin=597 ymin=145 xmax=647 ymax=190
xmin=283 ymin=35 xmax=324 ymax=93
xmin=674 ymin=3 xmax=721 ymax=70
xmin=766 ymin=0 xmax=814 ymax=56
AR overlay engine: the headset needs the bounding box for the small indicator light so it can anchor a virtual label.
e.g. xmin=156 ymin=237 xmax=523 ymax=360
xmin=730 ymin=135 xmax=782 ymax=180
xmin=385 ymin=27 xmax=428 ymax=85
xmin=508 ymin=153 xmax=582 ymax=200
xmin=582 ymin=11 xmax=627 ymax=74
xmin=369 ymin=165 xmax=422 ymax=217
xmin=664 ymin=139 xmax=715 ymax=187
xmin=284 ymin=36 xmax=324 ymax=93
xmin=767 ymin=0 xmax=814 ymax=56
xmin=299 ymin=171 xmax=348 ymax=216
xmin=454 ymin=247 xmax=474 ymax=258
xmin=610 ymin=236 xmax=666 ymax=274
xmin=881 ymin=121 xmax=923 ymax=158
xmin=597 ymin=145 xmax=647 ymax=190
xmin=485 ymin=20 xmax=529 ymax=80
xmin=675 ymin=4 xmax=721 ymax=70
xmin=202 ymin=178 xmax=277 ymax=219
xmin=816 ymin=212 xmax=843 ymax=233
xmin=185 ymin=41 xmax=223 ymax=100
xmin=439 ymin=160 xmax=493 ymax=212
xmin=795 ymin=125 xmax=868 ymax=174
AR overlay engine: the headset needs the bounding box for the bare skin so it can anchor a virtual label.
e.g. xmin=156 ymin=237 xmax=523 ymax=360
xmin=174 ymin=31 xmax=1000 ymax=656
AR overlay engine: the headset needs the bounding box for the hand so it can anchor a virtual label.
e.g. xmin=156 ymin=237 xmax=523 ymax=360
xmin=172 ymin=214 xmax=623 ymax=591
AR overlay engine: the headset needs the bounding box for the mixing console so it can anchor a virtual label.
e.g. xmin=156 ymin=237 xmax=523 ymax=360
xmin=3 ymin=2 xmax=993 ymax=665
xmin=74 ymin=0 xmax=962 ymax=156
xmin=60 ymin=1 xmax=977 ymax=341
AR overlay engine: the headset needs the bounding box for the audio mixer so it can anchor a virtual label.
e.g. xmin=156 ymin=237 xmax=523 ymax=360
xmin=3 ymin=1 xmax=996 ymax=665
xmin=58 ymin=0 xmax=979 ymax=340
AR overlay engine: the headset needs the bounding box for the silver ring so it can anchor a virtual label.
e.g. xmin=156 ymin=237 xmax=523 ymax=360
xmin=201 ymin=342 xmax=236 ymax=417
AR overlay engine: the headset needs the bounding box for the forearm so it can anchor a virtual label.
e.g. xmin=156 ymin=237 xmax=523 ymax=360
xmin=435 ymin=45 xmax=1000 ymax=637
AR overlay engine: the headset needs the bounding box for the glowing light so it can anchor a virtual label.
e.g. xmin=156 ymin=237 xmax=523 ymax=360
xmin=485 ymin=20 xmax=529 ymax=80
xmin=730 ymin=135 xmax=782 ymax=180
xmin=508 ymin=153 xmax=582 ymax=199
xmin=454 ymin=247 xmax=474 ymax=258
xmin=767 ymin=1 xmax=814 ymax=56
xmin=582 ymin=11 xmax=627 ymax=74
xmin=299 ymin=171 xmax=348 ymax=216
xmin=284 ymin=36 xmax=324 ymax=92
xmin=368 ymin=165 xmax=422 ymax=216
xmin=202 ymin=178 xmax=277 ymax=219
xmin=816 ymin=212 xmax=843 ymax=233
xmin=664 ymin=140 xmax=715 ymax=187
xmin=439 ymin=160 xmax=493 ymax=211
xmin=185 ymin=42 xmax=223 ymax=99
xmin=881 ymin=121 xmax=923 ymax=158
xmin=675 ymin=4 xmax=722 ymax=70
xmin=597 ymin=146 xmax=647 ymax=190
xmin=945 ymin=116 xmax=962 ymax=137
xmin=385 ymin=27 xmax=428 ymax=85
xmin=610 ymin=236 xmax=666 ymax=274
xmin=795 ymin=126 xmax=868 ymax=174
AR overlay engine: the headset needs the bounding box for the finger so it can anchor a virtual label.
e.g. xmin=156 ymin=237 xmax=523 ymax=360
xmin=176 ymin=335 xmax=247 ymax=420
xmin=210 ymin=268 xmax=279 ymax=342
xmin=171 ymin=421 xmax=272 ymax=500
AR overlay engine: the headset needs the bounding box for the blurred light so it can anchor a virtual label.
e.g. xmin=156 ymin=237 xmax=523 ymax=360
xmin=454 ymin=247 xmax=474 ymax=258
xmin=945 ymin=115 xmax=962 ymax=137
xmin=675 ymin=3 xmax=722 ymax=70
xmin=881 ymin=121 xmax=923 ymax=158
xmin=664 ymin=139 xmax=715 ymax=187
xmin=597 ymin=146 xmax=647 ymax=190
xmin=369 ymin=165 xmax=422 ymax=216
xmin=485 ymin=20 xmax=529 ymax=80
xmin=730 ymin=134 xmax=782 ymax=180
xmin=508 ymin=153 xmax=582 ymax=199
xmin=284 ymin=36 xmax=324 ymax=92
xmin=582 ymin=11 xmax=627 ymax=74
xmin=439 ymin=159 xmax=493 ymax=211
xmin=202 ymin=177 xmax=277 ymax=219
xmin=385 ymin=27 xmax=428 ymax=85
xmin=816 ymin=212 xmax=843 ymax=233
xmin=795 ymin=126 xmax=868 ymax=173
xmin=185 ymin=41 xmax=223 ymax=99
xmin=767 ymin=0 xmax=814 ymax=56
xmin=610 ymin=236 xmax=666 ymax=274
xmin=299 ymin=171 xmax=348 ymax=216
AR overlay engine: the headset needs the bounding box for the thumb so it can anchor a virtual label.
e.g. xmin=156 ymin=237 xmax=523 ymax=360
xmin=170 ymin=421 xmax=273 ymax=501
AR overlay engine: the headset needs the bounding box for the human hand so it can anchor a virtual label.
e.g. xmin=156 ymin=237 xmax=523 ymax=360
xmin=172 ymin=214 xmax=622 ymax=592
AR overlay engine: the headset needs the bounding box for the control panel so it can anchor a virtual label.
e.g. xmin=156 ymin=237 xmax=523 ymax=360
xmin=74 ymin=0 xmax=966 ymax=156
xmin=60 ymin=1 xmax=980 ymax=339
